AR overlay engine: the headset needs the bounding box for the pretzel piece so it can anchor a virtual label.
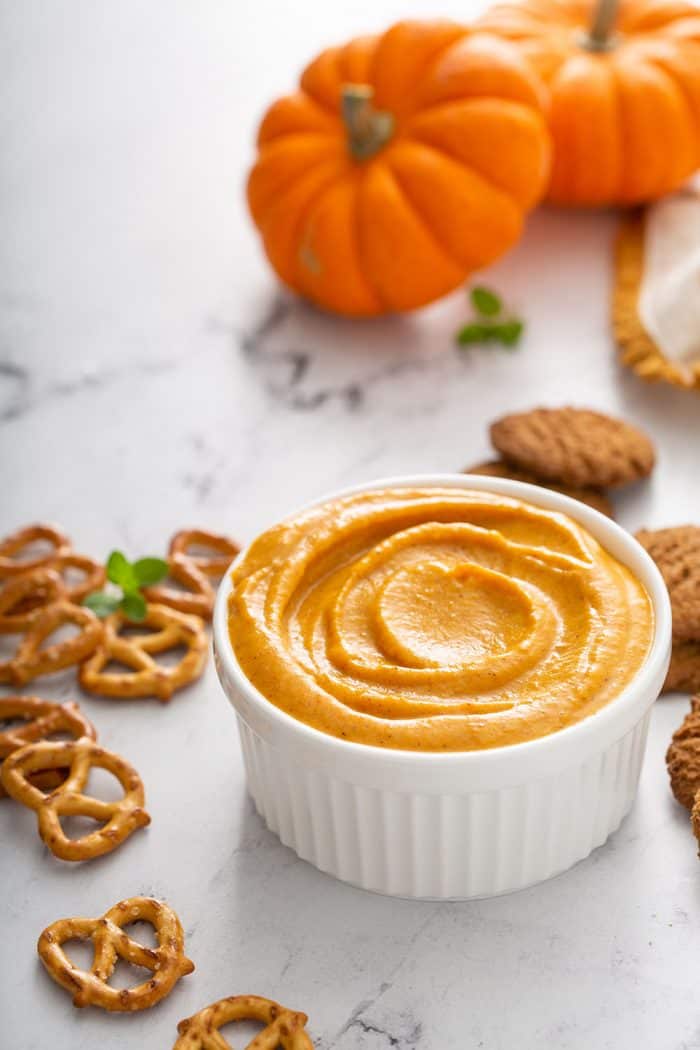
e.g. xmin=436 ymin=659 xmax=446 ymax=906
xmin=0 ymin=524 xmax=72 ymax=577
xmin=144 ymin=554 xmax=216 ymax=620
xmin=0 ymin=568 xmax=67 ymax=633
xmin=79 ymin=603 xmax=208 ymax=701
xmin=0 ymin=696 xmax=97 ymax=798
xmin=50 ymin=551 xmax=106 ymax=603
xmin=169 ymin=529 xmax=240 ymax=578
xmin=38 ymin=896 xmax=194 ymax=1011
xmin=0 ymin=738 xmax=150 ymax=861
xmin=175 ymin=995 xmax=314 ymax=1050
xmin=0 ymin=600 xmax=104 ymax=685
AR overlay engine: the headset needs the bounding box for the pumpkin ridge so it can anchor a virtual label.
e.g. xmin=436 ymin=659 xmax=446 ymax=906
xmin=644 ymin=51 xmax=700 ymax=151
xmin=351 ymin=169 xmax=389 ymax=313
xmin=262 ymin=165 xmax=354 ymax=291
xmin=404 ymin=99 xmax=547 ymax=204
xmin=547 ymin=53 xmax=623 ymax=204
xmin=380 ymin=155 xmax=487 ymax=273
xmin=612 ymin=56 xmax=678 ymax=201
xmin=296 ymin=170 xmax=384 ymax=312
xmin=249 ymin=137 xmax=347 ymax=222
xmin=608 ymin=58 xmax=626 ymax=205
xmin=370 ymin=26 xmax=473 ymax=120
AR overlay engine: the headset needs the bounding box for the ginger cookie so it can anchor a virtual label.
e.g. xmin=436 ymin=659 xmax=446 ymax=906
xmin=635 ymin=526 xmax=700 ymax=642
xmin=662 ymin=642 xmax=700 ymax=695
xmin=464 ymin=460 xmax=614 ymax=518
xmin=666 ymin=697 xmax=700 ymax=809
xmin=490 ymin=407 xmax=655 ymax=489
xmin=691 ymin=794 xmax=700 ymax=853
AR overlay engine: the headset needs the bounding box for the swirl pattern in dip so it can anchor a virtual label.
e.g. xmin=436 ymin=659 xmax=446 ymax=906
xmin=228 ymin=487 xmax=653 ymax=751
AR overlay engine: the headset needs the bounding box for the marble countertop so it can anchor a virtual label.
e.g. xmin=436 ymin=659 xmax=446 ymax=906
xmin=2 ymin=3 xmax=700 ymax=1048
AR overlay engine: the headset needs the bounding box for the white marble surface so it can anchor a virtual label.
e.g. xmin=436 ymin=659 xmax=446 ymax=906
xmin=2 ymin=3 xmax=700 ymax=1048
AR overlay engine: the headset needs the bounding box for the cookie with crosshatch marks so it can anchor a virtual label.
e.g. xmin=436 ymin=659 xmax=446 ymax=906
xmin=666 ymin=697 xmax=700 ymax=809
xmin=464 ymin=459 xmax=614 ymax=518
xmin=490 ymin=407 xmax=655 ymax=489
xmin=663 ymin=641 xmax=700 ymax=695
xmin=635 ymin=526 xmax=700 ymax=642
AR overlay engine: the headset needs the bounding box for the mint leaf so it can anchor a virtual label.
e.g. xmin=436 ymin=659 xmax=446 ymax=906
xmin=120 ymin=591 xmax=147 ymax=622
xmin=498 ymin=319 xmax=524 ymax=347
xmin=106 ymin=550 xmax=137 ymax=590
xmin=471 ymin=286 xmax=502 ymax=317
xmin=457 ymin=322 xmax=493 ymax=345
xmin=83 ymin=592 xmax=121 ymax=618
xmin=133 ymin=557 xmax=169 ymax=586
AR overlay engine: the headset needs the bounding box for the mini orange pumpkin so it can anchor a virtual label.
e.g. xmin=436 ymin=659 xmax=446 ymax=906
xmin=247 ymin=20 xmax=550 ymax=316
xmin=479 ymin=0 xmax=700 ymax=206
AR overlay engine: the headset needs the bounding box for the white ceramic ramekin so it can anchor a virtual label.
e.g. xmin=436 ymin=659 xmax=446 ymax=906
xmin=213 ymin=475 xmax=671 ymax=900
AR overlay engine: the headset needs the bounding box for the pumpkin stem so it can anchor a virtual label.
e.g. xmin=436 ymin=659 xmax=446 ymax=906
xmin=581 ymin=0 xmax=619 ymax=51
xmin=341 ymin=85 xmax=394 ymax=161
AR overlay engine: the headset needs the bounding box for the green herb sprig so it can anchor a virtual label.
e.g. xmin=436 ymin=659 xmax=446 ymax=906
xmin=456 ymin=286 xmax=524 ymax=349
xmin=83 ymin=550 xmax=168 ymax=622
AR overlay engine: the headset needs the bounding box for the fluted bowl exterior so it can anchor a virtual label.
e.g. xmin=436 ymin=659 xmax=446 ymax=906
xmin=213 ymin=475 xmax=671 ymax=899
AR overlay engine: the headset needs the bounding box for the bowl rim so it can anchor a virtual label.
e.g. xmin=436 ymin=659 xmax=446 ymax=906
xmin=213 ymin=473 xmax=672 ymax=767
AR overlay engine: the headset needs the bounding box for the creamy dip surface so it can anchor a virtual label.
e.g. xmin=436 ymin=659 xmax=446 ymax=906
xmin=228 ymin=487 xmax=654 ymax=751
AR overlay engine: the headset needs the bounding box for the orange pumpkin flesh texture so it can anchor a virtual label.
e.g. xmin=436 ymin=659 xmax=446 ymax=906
xmin=478 ymin=0 xmax=700 ymax=206
xmin=247 ymin=21 xmax=551 ymax=317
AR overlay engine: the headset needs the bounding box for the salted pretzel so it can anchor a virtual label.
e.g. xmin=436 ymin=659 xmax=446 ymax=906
xmin=144 ymin=553 xmax=216 ymax=620
xmin=38 ymin=896 xmax=194 ymax=1011
xmin=0 ymin=737 xmax=150 ymax=861
xmin=175 ymin=995 xmax=314 ymax=1049
xmin=0 ymin=524 xmax=72 ymax=577
xmin=169 ymin=529 xmax=240 ymax=578
xmin=0 ymin=696 xmax=96 ymax=798
xmin=79 ymin=603 xmax=208 ymax=701
xmin=0 ymin=568 xmax=67 ymax=632
xmin=50 ymin=551 xmax=106 ymax=603
xmin=0 ymin=553 xmax=104 ymax=634
xmin=0 ymin=599 xmax=104 ymax=686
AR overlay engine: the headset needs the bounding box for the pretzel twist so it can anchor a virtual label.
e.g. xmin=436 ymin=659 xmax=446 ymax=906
xmin=49 ymin=551 xmax=106 ymax=603
xmin=0 ymin=599 xmax=104 ymax=686
xmin=0 ymin=568 xmax=67 ymax=633
xmin=38 ymin=897 xmax=194 ymax=1011
xmin=0 ymin=696 xmax=97 ymax=798
xmin=175 ymin=995 xmax=314 ymax=1050
xmin=0 ymin=524 xmax=72 ymax=577
xmin=169 ymin=529 xmax=240 ymax=578
xmin=144 ymin=553 xmax=216 ymax=620
xmin=79 ymin=603 xmax=208 ymax=701
xmin=1 ymin=738 xmax=150 ymax=861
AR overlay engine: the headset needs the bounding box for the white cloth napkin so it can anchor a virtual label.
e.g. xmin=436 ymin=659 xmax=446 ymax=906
xmin=638 ymin=177 xmax=700 ymax=377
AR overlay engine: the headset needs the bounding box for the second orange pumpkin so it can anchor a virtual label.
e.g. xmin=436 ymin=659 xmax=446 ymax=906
xmin=247 ymin=21 xmax=551 ymax=317
xmin=479 ymin=0 xmax=700 ymax=207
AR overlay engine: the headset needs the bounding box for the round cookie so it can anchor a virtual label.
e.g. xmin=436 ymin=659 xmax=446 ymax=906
xmin=662 ymin=641 xmax=700 ymax=695
xmin=666 ymin=697 xmax=700 ymax=809
xmin=490 ymin=407 xmax=655 ymax=489
xmin=691 ymin=793 xmax=700 ymax=853
xmin=635 ymin=526 xmax=700 ymax=642
xmin=463 ymin=460 xmax=614 ymax=519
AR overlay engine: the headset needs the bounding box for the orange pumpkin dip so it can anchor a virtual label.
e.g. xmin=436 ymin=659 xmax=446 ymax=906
xmin=228 ymin=487 xmax=653 ymax=751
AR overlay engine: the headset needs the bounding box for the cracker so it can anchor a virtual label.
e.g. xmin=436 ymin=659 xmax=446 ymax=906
xmin=490 ymin=407 xmax=655 ymax=489
xmin=635 ymin=526 xmax=700 ymax=642
xmin=662 ymin=641 xmax=700 ymax=695
xmin=666 ymin=696 xmax=700 ymax=809
xmin=691 ymin=793 xmax=700 ymax=853
xmin=464 ymin=459 xmax=614 ymax=518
